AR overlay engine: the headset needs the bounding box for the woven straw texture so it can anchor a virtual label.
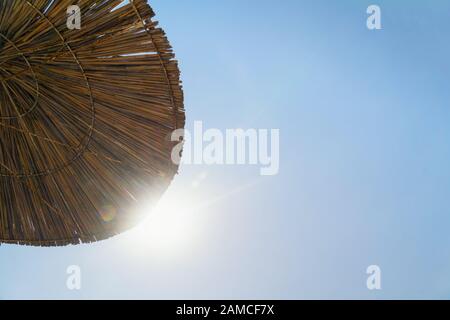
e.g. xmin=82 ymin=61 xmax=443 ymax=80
xmin=0 ymin=0 xmax=185 ymax=246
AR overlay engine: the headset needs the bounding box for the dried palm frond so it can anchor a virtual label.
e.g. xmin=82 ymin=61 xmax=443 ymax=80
xmin=0 ymin=0 xmax=185 ymax=246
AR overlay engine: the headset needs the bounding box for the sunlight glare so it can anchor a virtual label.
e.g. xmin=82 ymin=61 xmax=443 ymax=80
xmin=124 ymin=190 xmax=200 ymax=258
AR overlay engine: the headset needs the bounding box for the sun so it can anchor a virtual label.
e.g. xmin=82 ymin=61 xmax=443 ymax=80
xmin=121 ymin=190 xmax=201 ymax=258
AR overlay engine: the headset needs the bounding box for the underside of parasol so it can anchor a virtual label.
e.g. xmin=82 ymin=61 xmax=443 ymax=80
xmin=0 ymin=0 xmax=185 ymax=246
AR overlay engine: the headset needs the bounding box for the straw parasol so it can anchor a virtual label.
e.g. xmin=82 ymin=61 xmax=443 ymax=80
xmin=0 ymin=0 xmax=185 ymax=246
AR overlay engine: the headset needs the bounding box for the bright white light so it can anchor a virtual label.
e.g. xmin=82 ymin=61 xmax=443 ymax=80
xmin=123 ymin=190 xmax=201 ymax=258
xmin=119 ymin=172 xmax=260 ymax=259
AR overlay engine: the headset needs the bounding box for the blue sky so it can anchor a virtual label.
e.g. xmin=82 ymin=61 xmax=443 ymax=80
xmin=2 ymin=0 xmax=450 ymax=299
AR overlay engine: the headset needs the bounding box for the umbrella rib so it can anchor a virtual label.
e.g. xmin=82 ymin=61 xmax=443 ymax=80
xmin=0 ymin=32 xmax=40 ymax=120
xmin=0 ymin=160 xmax=15 ymax=175
xmin=0 ymin=121 xmax=123 ymax=165
xmin=0 ymin=80 xmax=44 ymax=177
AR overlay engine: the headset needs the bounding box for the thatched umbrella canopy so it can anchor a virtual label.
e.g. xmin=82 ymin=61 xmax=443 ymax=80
xmin=0 ymin=0 xmax=185 ymax=246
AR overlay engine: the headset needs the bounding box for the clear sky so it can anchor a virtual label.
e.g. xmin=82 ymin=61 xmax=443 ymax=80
xmin=2 ymin=0 xmax=450 ymax=299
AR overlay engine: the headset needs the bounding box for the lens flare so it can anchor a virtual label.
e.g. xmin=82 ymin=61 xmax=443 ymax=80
xmin=99 ymin=205 xmax=117 ymax=223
